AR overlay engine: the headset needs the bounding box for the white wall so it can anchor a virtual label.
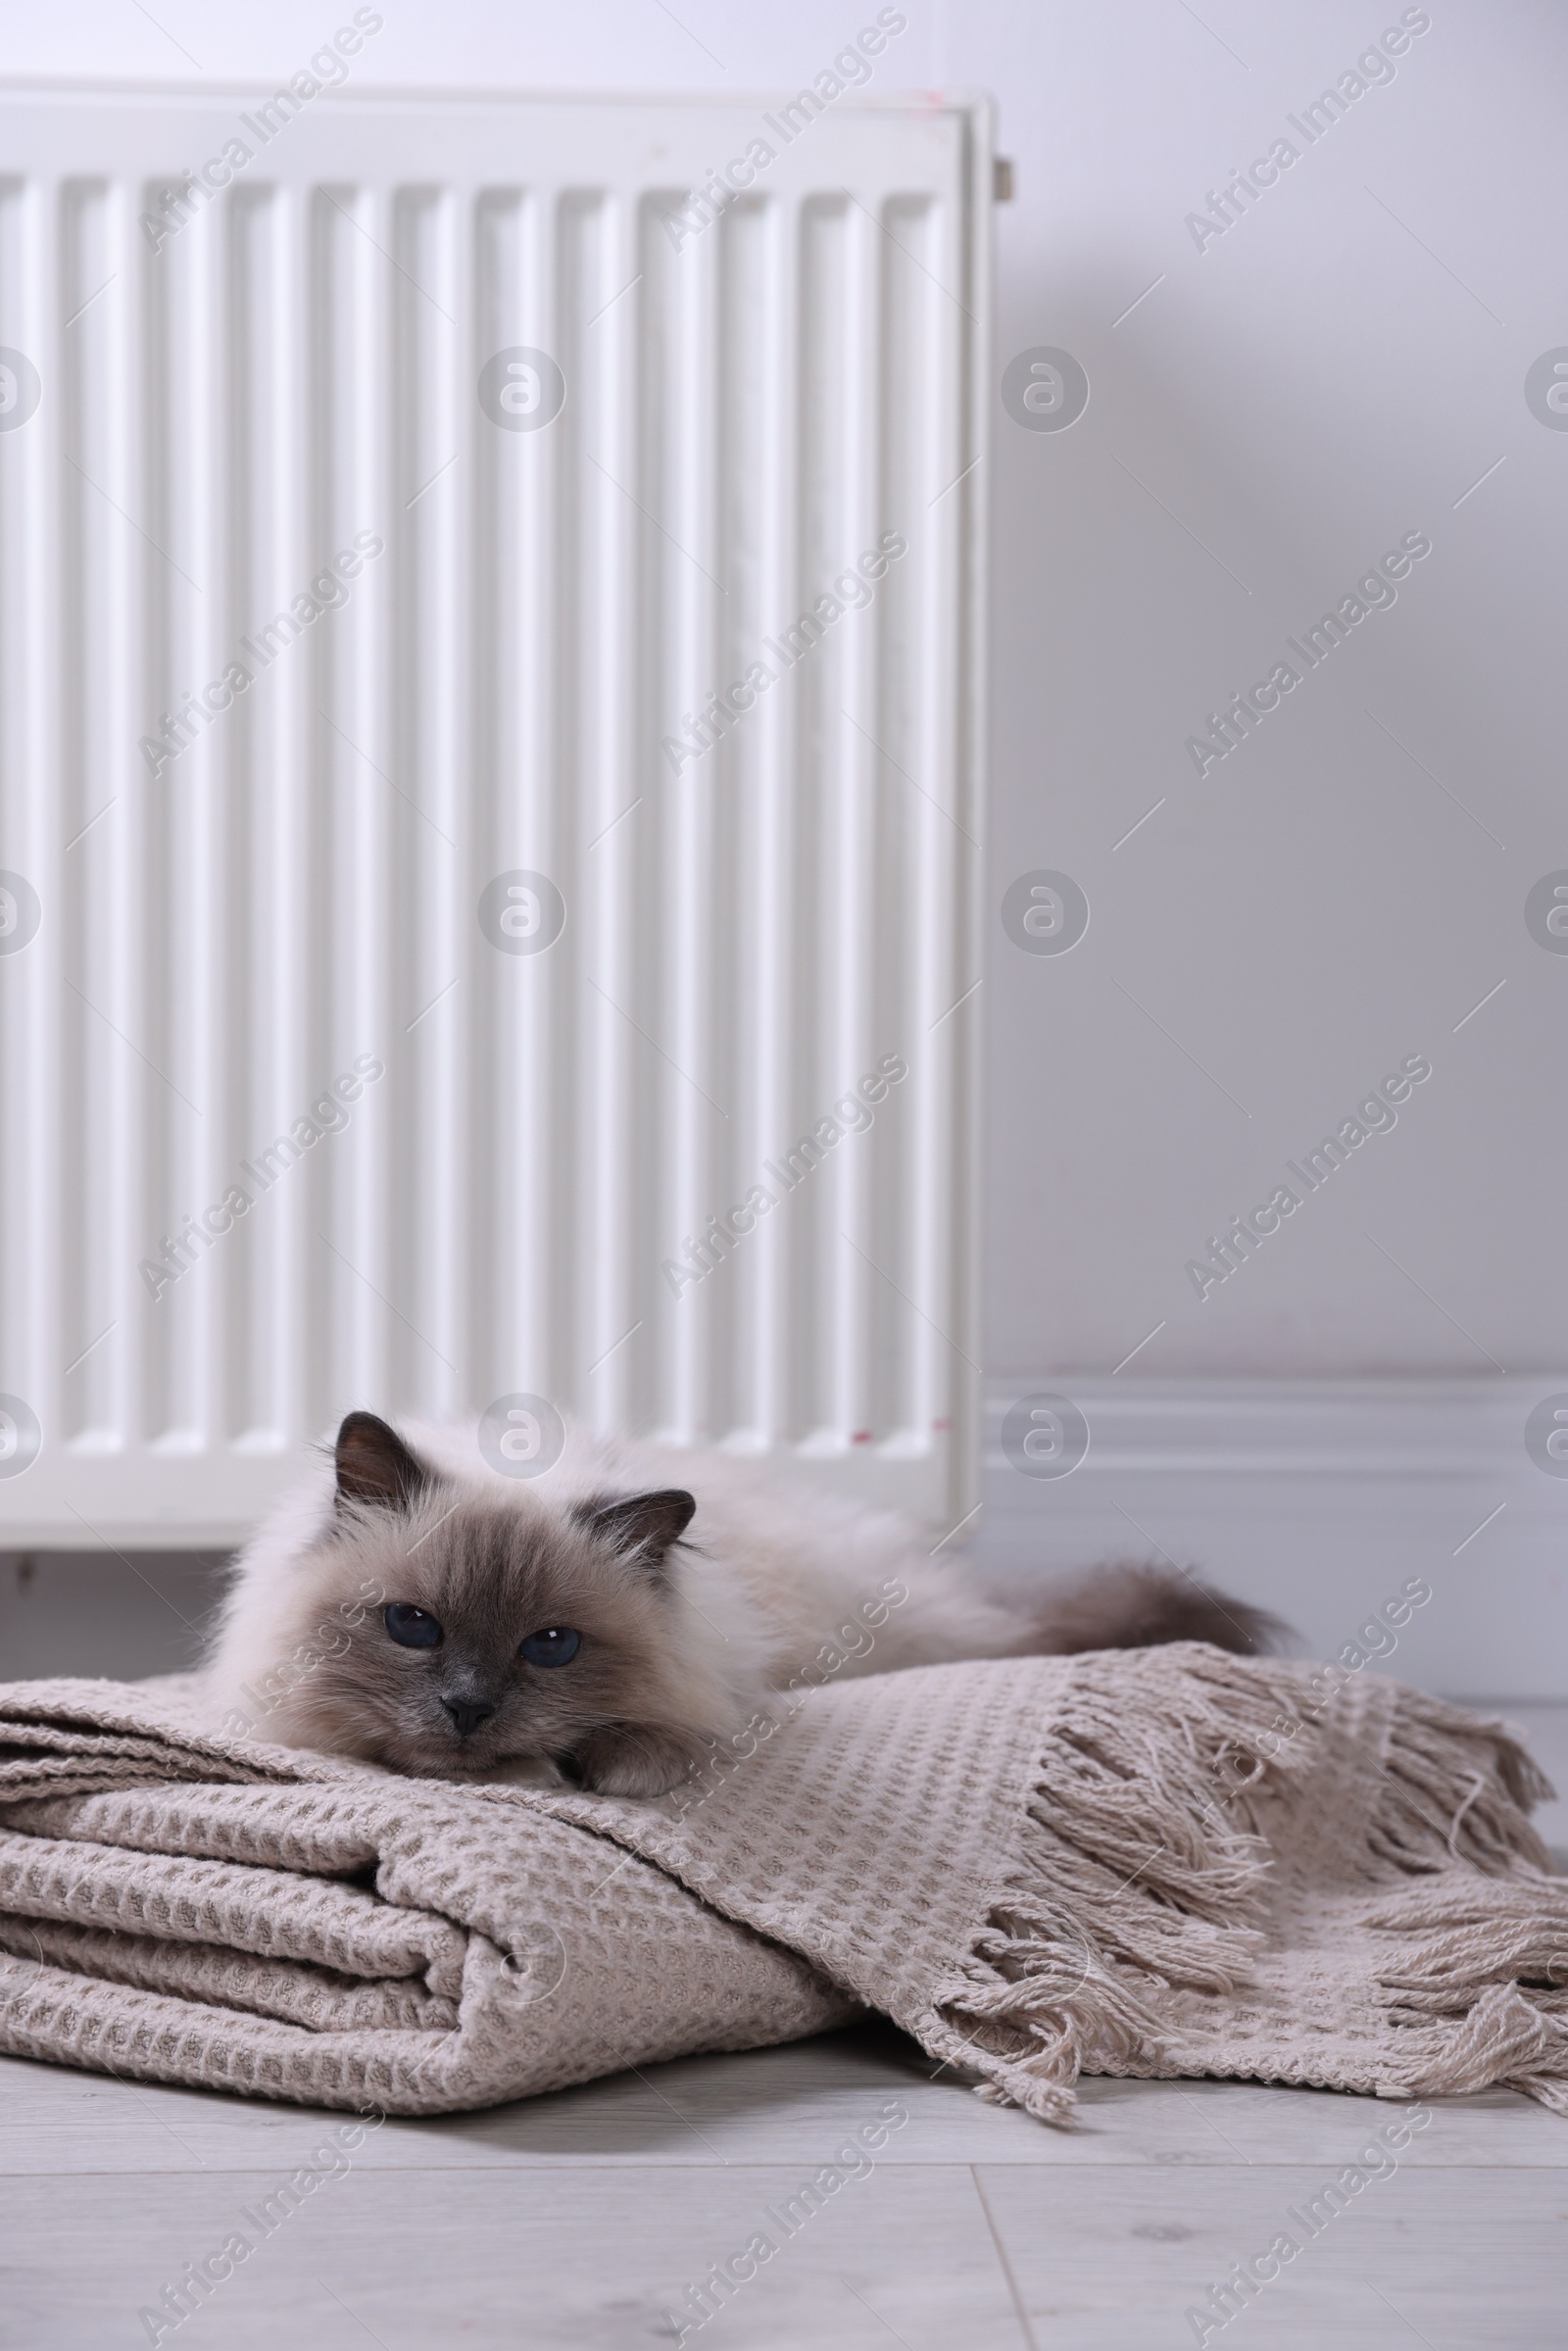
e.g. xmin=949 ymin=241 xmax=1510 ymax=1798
xmin=11 ymin=0 xmax=1558 ymax=1383
xmin=977 ymin=0 xmax=1568 ymax=1386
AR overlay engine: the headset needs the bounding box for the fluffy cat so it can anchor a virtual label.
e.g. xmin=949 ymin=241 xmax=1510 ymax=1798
xmin=202 ymin=1410 xmax=1280 ymax=1794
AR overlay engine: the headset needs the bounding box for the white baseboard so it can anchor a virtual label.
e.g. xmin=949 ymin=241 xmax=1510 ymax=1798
xmin=977 ymin=1379 xmax=1568 ymax=1700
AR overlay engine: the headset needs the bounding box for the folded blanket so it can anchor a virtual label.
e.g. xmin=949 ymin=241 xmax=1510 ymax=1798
xmin=0 ymin=1646 xmax=1565 ymax=2123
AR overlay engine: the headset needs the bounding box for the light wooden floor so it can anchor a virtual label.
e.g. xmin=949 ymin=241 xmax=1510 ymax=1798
xmin=3 ymin=1697 xmax=1566 ymax=2350
xmin=3 ymin=2027 xmax=1567 ymax=2350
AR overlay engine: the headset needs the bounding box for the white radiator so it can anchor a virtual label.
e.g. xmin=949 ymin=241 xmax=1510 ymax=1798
xmin=0 ymin=73 xmax=990 ymax=1546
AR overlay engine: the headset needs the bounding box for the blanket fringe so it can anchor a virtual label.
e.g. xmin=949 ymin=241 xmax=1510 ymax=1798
xmin=1340 ymin=1684 xmax=1568 ymax=2112
xmin=1356 ymin=1856 xmax=1568 ymax=2106
xmin=929 ymin=1646 xmax=1567 ymax=2125
xmin=1363 ymin=1685 xmax=1555 ymax=1879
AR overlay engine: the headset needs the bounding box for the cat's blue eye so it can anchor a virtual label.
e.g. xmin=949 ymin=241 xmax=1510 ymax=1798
xmin=519 ymin=1627 xmax=581 ymax=1668
xmin=384 ymin=1602 xmax=443 ymax=1649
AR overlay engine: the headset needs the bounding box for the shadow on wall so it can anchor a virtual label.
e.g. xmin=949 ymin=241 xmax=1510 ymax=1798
xmin=0 ymin=1553 xmax=230 ymax=1682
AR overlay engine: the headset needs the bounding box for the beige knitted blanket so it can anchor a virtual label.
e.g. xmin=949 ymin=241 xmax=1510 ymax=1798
xmin=0 ymin=1646 xmax=1565 ymax=2123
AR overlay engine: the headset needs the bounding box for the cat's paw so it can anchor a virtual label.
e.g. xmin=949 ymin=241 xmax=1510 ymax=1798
xmin=570 ymin=1723 xmax=707 ymax=1797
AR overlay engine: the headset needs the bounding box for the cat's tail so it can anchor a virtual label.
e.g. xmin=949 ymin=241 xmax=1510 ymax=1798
xmin=1020 ymin=1561 xmax=1286 ymax=1659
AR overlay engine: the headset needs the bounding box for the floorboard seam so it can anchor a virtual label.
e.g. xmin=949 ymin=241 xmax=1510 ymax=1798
xmin=970 ymin=2163 xmax=1041 ymax=2351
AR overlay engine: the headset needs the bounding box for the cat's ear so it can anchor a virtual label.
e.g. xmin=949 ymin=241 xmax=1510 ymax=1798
xmin=578 ymin=1489 xmax=696 ymax=1579
xmin=334 ymin=1412 xmax=430 ymax=1512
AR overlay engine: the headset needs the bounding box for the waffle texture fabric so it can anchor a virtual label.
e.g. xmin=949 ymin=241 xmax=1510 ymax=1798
xmin=0 ymin=1645 xmax=1564 ymax=2123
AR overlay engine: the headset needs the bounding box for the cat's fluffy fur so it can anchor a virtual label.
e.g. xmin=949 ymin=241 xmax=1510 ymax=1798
xmin=202 ymin=1411 xmax=1281 ymax=1794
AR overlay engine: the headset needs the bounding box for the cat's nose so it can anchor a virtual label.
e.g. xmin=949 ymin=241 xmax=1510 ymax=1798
xmin=442 ymin=1695 xmax=497 ymax=1739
